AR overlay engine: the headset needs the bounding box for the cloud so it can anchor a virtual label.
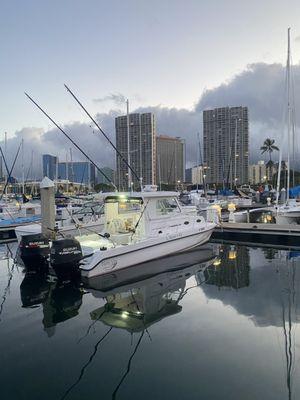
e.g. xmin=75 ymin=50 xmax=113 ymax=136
xmin=93 ymin=93 xmax=126 ymax=105
xmin=4 ymin=61 xmax=300 ymax=180
xmin=295 ymin=35 xmax=300 ymax=43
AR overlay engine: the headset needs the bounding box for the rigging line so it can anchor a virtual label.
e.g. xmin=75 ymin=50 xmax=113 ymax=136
xmin=111 ymin=330 xmax=145 ymax=400
xmin=77 ymin=308 xmax=107 ymax=344
xmin=167 ymin=149 xmax=175 ymax=183
xmin=64 ymin=84 xmax=141 ymax=185
xmin=0 ymin=262 xmax=15 ymax=322
xmin=281 ymin=277 xmax=292 ymax=400
xmin=0 ymin=141 xmax=22 ymax=201
xmin=24 ymin=151 xmax=34 ymax=186
xmin=287 ymin=288 xmax=293 ymax=394
xmin=79 ymin=161 xmax=87 ymax=192
xmin=24 ymin=92 xmax=117 ymax=190
xmin=60 ymin=327 xmax=113 ymax=400
xmin=0 ymin=146 xmax=10 ymax=176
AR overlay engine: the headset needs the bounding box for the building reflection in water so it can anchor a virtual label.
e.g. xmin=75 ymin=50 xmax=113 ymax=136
xmin=201 ymin=244 xmax=300 ymax=400
xmin=201 ymin=244 xmax=250 ymax=290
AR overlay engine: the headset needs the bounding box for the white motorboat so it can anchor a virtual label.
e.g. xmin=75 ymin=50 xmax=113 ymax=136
xmin=234 ymin=205 xmax=300 ymax=225
xmin=79 ymin=190 xmax=215 ymax=279
xmin=0 ymin=201 xmax=41 ymax=221
xmin=15 ymin=201 xmax=105 ymax=241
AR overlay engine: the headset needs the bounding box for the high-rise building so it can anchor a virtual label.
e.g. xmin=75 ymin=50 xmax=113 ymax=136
xmin=203 ymin=107 xmax=249 ymax=186
xmin=115 ymin=113 xmax=156 ymax=190
xmin=42 ymin=154 xmax=58 ymax=180
xmin=57 ymin=161 xmax=96 ymax=186
xmin=249 ymin=161 xmax=267 ymax=185
xmin=156 ymin=135 xmax=185 ymax=185
xmin=191 ymin=165 xmax=204 ymax=185
xmin=97 ymin=167 xmax=115 ymax=185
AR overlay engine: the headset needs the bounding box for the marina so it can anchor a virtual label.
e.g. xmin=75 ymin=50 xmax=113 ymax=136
xmin=2 ymin=2 xmax=300 ymax=399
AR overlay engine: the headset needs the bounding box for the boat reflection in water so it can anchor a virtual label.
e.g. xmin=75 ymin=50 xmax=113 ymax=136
xmin=86 ymin=245 xmax=216 ymax=332
xmin=58 ymin=245 xmax=216 ymax=400
xmin=20 ymin=270 xmax=83 ymax=336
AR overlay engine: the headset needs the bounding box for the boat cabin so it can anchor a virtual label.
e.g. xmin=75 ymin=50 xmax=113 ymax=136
xmin=103 ymin=191 xmax=186 ymax=244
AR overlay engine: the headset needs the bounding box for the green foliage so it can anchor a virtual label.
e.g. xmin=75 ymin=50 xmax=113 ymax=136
xmin=94 ymin=183 xmax=115 ymax=192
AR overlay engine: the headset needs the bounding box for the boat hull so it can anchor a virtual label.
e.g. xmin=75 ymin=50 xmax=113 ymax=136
xmin=15 ymin=220 xmax=104 ymax=242
xmin=83 ymin=245 xmax=215 ymax=290
xmin=80 ymin=224 xmax=215 ymax=278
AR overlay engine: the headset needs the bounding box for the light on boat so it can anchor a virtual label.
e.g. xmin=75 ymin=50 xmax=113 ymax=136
xmin=121 ymin=311 xmax=129 ymax=319
xmin=228 ymin=246 xmax=237 ymax=260
xmin=213 ymin=258 xmax=221 ymax=266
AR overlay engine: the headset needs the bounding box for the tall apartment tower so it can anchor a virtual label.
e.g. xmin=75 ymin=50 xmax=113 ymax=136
xmin=156 ymin=135 xmax=185 ymax=185
xmin=115 ymin=112 xmax=156 ymax=190
xmin=203 ymin=106 xmax=249 ymax=186
xmin=42 ymin=154 xmax=58 ymax=180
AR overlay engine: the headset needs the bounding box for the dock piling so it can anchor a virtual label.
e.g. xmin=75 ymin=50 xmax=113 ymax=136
xmin=40 ymin=177 xmax=56 ymax=239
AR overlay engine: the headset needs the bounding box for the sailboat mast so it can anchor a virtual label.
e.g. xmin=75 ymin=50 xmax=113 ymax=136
xmin=126 ymin=99 xmax=132 ymax=191
xmin=21 ymin=137 xmax=25 ymax=195
xmin=286 ymin=27 xmax=291 ymax=204
xmin=4 ymin=132 xmax=7 ymax=203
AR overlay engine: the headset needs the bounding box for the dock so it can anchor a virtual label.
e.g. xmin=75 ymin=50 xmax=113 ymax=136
xmin=212 ymin=222 xmax=300 ymax=249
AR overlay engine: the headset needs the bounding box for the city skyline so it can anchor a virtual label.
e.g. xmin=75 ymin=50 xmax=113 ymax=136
xmin=1 ymin=2 xmax=299 ymax=177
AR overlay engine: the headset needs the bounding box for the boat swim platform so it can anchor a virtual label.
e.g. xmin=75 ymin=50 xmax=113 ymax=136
xmin=212 ymin=222 xmax=300 ymax=249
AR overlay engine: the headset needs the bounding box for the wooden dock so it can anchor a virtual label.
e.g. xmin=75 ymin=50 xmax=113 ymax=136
xmin=212 ymin=222 xmax=300 ymax=249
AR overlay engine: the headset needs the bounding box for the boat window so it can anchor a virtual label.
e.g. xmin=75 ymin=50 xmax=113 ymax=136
xmin=156 ymin=198 xmax=180 ymax=215
xmin=118 ymin=199 xmax=142 ymax=214
xmin=73 ymin=203 xmax=104 ymax=216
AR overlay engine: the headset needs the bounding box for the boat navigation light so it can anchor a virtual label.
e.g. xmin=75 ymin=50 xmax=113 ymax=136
xmin=121 ymin=311 xmax=129 ymax=319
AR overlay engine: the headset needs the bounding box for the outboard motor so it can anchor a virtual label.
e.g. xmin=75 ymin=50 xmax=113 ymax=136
xmin=50 ymin=238 xmax=83 ymax=279
xmin=19 ymin=234 xmax=50 ymax=268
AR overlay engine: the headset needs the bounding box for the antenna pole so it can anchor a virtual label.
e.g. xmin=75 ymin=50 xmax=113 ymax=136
xmin=287 ymin=27 xmax=291 ymax=203
xmin=24 ymin=92 xmax=117 ymax=190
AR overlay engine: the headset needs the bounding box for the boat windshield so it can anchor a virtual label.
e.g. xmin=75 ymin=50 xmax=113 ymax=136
xmin=73 ymin=202 xmax=104 ymax=216
xmin=156 ymin=197 xmax=180 ymax=215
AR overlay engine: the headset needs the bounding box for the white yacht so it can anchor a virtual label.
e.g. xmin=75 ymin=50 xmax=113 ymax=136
xmin=79 ymin=189 xmax=215 ymax=279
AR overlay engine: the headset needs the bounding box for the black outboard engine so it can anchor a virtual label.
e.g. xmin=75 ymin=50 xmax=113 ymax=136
xmin=19 ymin=234 xmax=50 ymax=268
xmin=50 ymin=238 xmax=83 ymax=279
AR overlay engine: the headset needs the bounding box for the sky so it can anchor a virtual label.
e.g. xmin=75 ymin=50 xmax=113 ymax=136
xmin=1 ymin=0 xmax=300 ymax=175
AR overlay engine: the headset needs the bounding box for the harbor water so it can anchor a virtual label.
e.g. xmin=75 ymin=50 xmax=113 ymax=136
xmin=1 ymin=241 xmax=300 ymax=400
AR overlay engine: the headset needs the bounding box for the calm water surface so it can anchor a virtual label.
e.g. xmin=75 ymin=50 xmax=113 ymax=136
xmin=0 ymin=242 xmax=299 ymax=400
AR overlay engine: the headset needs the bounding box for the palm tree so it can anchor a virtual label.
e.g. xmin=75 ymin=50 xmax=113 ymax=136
xmin=260 ymin=138 xmax=279 ymax=184
xmin=260 ymin=138 xmax=279 ymax=161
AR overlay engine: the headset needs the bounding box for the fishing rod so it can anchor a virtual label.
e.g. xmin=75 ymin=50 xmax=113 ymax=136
xmin=24 ymin=92 xmax=117 ymax=191
xmin=0 ymin=142 xmax=22 ymax=201
xmin=64 ymin=84 xmax=142 ymax=190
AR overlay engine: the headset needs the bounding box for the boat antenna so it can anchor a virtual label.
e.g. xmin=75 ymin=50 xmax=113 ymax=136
xmin=63 ymin=84 xmax=142 ymax=190
xmin=24 ymin=92 xmax=117 ymax=191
